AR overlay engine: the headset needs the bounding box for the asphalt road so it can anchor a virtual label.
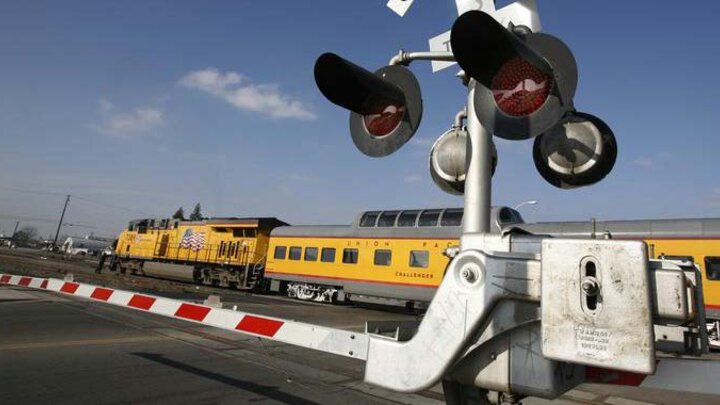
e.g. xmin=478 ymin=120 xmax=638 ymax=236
xmin=2 ymin=248 xmax=720 ymax=404
xmin=0 ymin=287 xmax=440 ymax=405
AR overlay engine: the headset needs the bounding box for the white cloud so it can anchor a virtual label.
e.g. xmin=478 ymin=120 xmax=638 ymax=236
xmin=96 ymin=106 xmax=165 ymax=138
xmin=179 ymin=68 xmax=316 ymax=121
xmin=633 ymin=157 xmax=654 ymax=168
xmin=98 ymin=98 xmax=114 ymax=113
xmin=404 ymin=175 xmax=423 ymax=184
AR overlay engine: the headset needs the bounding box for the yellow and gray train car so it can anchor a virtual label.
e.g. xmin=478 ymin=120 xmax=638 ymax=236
xmin=265 ymin=207 xmax=720 ymax=318
xmin=115 ymin=216 xmax=287 ymax=288
xmin=264 ymin=207 xmax=524 ymax=307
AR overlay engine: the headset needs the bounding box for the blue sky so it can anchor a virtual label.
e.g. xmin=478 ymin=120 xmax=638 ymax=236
xmin=1 ymin=0 xmax=719 ymax=238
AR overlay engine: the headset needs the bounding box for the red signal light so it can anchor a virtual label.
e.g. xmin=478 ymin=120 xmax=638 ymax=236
xmin=363 ymin=101 xmax=406 ymax=137
xmin=491 ymin=57 xmax=553 ymax=117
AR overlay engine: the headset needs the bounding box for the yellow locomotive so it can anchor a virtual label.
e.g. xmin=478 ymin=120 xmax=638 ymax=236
xmin=115 ymin=217 xmax=287 ymax=288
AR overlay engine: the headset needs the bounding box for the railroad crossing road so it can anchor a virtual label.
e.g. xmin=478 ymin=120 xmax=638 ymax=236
xmin=2 ymin=286 xmax=720 ymax=404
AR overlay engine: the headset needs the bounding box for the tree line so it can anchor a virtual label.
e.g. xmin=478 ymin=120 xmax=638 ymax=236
xmin=172 ymin=203 xmax=203 ymax=221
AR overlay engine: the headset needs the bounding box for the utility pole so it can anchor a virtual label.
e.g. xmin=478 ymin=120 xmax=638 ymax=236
xmin=52 ymin=194 xmax=71 ymax=250
xmin=10 ymin=221 xmax=19 ymax=246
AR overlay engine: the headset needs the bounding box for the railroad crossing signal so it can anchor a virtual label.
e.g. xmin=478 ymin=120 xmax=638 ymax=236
xmin=451 ymin=10 xmax=578 ymax=141
xmin=314 ymin=53 xmax=423 ymax=157
xmin=451 ymin=10 xmax=616 ymax=189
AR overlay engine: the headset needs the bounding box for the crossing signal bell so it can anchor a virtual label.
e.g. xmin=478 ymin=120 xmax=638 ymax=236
xmin=429 ymin=127 xmax=497 ymax=195
xmin=314 ymin=53 xmax=423 ymax=157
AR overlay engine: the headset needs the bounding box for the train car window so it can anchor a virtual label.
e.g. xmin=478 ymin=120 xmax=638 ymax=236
xmin=273 ymin=246 xmax=286 ymax=259
xmin=397 ymin=210 xmax=420 ymax=227
xmin=342 ymin=248 xmax=358 ymax=264
xmin=441 ymin=209 xmax=463 ymax=227
xmin=289 ymin=247 xmax=302 ymax=260
xmin=321 ymin=248 xmax=336 ymax=263
xmin=418 ymin=210 xmax=441 ymax=227
xmin=378 ymin=211 xmax=400 ymax=227
xmin=409 ymin=250 xmax=429 ymax=268
xmin=705 ymin=257 xmax=720 ymax=281
xmin=304 ymin=247 xmax=318 ymax=261
xmin=360 ymin=212 xmax=380 ymax=227
xmin=374 ymin=250 xmax=392 ymax=266
xmin=232 ymin=228 xmax=243 ymax=238
xmin=246 ymin=229 xmax=257 ymax=238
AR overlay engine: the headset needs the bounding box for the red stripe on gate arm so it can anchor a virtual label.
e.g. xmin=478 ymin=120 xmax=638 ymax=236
xmin=18 ymin=277 xmax=32 ymax=287
xmin=0 ymin=275 xmax=11 ymax=284
xmin=90 ymin=287 xmax=114 ymax=301
xmin=60 ymin=282 xmax=80 ymax=294
xmin=40 ymin=280 xmax=48 ymax=289
xmin=127 ymin=295 xmax=156 ymax=310
xmin=236 ymin=315 xmax=283 ymax=337
xmin=585 ymin=367 xmax=647 ymax=386
xmin=174 ymin=303 xmax=211 ymax=321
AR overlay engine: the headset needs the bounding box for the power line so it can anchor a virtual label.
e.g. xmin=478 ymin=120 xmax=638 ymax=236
xmin=0 ymin=186 xmax=67 ymax=196
xmin=72 ymin=195 xmax=153 ymax=216
xmin=0 ymin=214 xmax=96 ymax=228
xmin=0 ymin=186 xmax=155 ymax=216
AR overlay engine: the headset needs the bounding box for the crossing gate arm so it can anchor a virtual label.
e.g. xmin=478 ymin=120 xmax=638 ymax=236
xmin=0 ymin=274 xmax=369 ymax=360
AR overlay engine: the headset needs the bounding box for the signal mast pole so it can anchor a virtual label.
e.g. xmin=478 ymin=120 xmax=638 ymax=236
xmin=462 ymin=80 xmax=492 ymax=235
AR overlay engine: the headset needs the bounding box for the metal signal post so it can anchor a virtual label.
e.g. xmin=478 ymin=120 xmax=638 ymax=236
xmin=463 ymin=80 xmax=492 ymax=234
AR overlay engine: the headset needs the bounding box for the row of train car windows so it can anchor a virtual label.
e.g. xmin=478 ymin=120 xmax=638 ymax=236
xmin=273 ymin=246 xmax=430 ymax=268
xmin=359 ymin=209 xmax=463 ymax=228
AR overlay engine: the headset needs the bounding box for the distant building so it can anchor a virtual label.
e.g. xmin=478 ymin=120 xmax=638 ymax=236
xmin=62 ymin=237 xmax=110 ymax=256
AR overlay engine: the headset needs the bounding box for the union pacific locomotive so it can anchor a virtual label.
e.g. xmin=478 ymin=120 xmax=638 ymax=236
xmin=114 ymin=207 xmax=720 ymax=318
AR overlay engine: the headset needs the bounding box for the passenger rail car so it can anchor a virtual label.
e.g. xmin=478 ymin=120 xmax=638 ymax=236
xmin=115 ymin=217 xmax=287 ymax=288
xmin=265 ymin=207 xmax=523 ymax=307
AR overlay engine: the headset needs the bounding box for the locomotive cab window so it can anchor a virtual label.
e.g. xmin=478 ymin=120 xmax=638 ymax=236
xmin=374 ymin=249 xmax=392 ymax=266
xmin=321 ymin=248 xmax=336 ymax=263
xmin=409 ymin=250 xmax=429 ymax=268
xmin=304 ymin=247 xmax=318 ymax=261
xmin=289 ymin=246 xmax=302 ymax=260
xmin=273 ymin=246 xmax=287 ymax=259
xmin=342 ymin=248 xmax=358 ymax=264
xmin=706 ymin=257 xmax=720 ymax=281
